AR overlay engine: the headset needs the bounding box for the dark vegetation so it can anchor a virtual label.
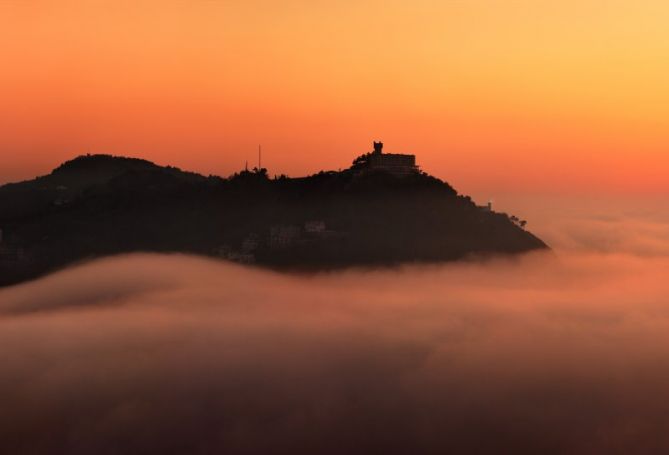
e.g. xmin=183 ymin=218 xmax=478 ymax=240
xmin=0 ymin=154 xmax=547 ymax=286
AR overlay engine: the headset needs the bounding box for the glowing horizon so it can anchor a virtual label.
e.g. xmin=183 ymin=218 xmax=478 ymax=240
xmin=1 ymin=1 xmax=668 ymax=195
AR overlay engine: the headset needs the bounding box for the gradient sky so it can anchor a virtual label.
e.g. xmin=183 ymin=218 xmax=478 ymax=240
xmin=1 ymin=1 xmax=667 ymax=196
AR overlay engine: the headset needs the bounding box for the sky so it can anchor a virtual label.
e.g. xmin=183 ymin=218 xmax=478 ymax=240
xmin=1 ymin=1 xmax=668 ymax=197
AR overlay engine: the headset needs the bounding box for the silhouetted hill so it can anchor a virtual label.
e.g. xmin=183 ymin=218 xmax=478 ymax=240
xmin=0 ymin=155 xmax=207 ymax=219
xmin=0 ymin=154 xmax=547 ymax=286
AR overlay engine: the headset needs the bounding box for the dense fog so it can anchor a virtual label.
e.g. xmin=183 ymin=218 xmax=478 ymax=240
xmin=1 ymin=199 xmax=669 ymax=453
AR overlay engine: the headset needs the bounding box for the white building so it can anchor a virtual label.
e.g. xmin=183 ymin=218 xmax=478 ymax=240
xmin=304 ymin=220 xmax=326 ymax=233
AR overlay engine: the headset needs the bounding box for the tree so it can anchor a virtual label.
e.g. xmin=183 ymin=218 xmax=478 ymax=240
xmin=351 ymin=152 xmax=372 ymax=168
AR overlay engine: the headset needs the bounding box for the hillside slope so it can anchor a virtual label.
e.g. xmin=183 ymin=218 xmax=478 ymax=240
xmin=0 ymin=154 xmax=547 ymax=286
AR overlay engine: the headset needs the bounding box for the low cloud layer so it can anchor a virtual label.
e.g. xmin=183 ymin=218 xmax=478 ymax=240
xmin=2 ymin=205 xmax=669 ymax=454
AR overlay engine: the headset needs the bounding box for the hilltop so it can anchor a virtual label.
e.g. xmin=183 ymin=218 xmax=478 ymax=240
xmin=0 ymin=147 xmax=547 ymax=286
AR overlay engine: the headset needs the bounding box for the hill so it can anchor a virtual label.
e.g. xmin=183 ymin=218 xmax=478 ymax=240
xmin=0 ymin=153 xmax=547 ymax=286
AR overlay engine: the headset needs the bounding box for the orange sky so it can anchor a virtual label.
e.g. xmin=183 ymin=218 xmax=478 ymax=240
xmin=1 ymin=1 xmax=668 ymax=196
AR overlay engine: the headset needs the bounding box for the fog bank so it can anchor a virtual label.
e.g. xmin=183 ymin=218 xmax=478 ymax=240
xmin=1 ymin=205 xmax=669 ymax=453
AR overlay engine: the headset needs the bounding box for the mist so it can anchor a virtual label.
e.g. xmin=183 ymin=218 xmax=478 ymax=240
xmin=2 ymin=201 xmax=669 ymax=454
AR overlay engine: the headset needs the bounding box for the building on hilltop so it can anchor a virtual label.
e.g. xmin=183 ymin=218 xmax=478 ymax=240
xmin=480 ymin=201 xmax=493 ymax=212
xmin=353 ymin=141 xmax=418 ymax=177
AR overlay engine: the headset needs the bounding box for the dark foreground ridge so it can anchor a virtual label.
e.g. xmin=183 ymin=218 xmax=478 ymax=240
xmin=0 ymin=144 xmax=547 ymax=286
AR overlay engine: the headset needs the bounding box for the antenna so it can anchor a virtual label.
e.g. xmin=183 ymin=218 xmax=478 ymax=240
xmin=258 ymin=145 xmax=262 ymax=169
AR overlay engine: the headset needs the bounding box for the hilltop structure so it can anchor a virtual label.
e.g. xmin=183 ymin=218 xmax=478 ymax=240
xmin=0 ymin=152 xmax=547 ymax=287
xmin=354 ymin=142 xmax=418 ymax=177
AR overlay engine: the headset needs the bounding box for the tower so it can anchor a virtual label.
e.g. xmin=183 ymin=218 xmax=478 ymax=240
xmin=373 ymin=141 xmax=383 ymax=154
